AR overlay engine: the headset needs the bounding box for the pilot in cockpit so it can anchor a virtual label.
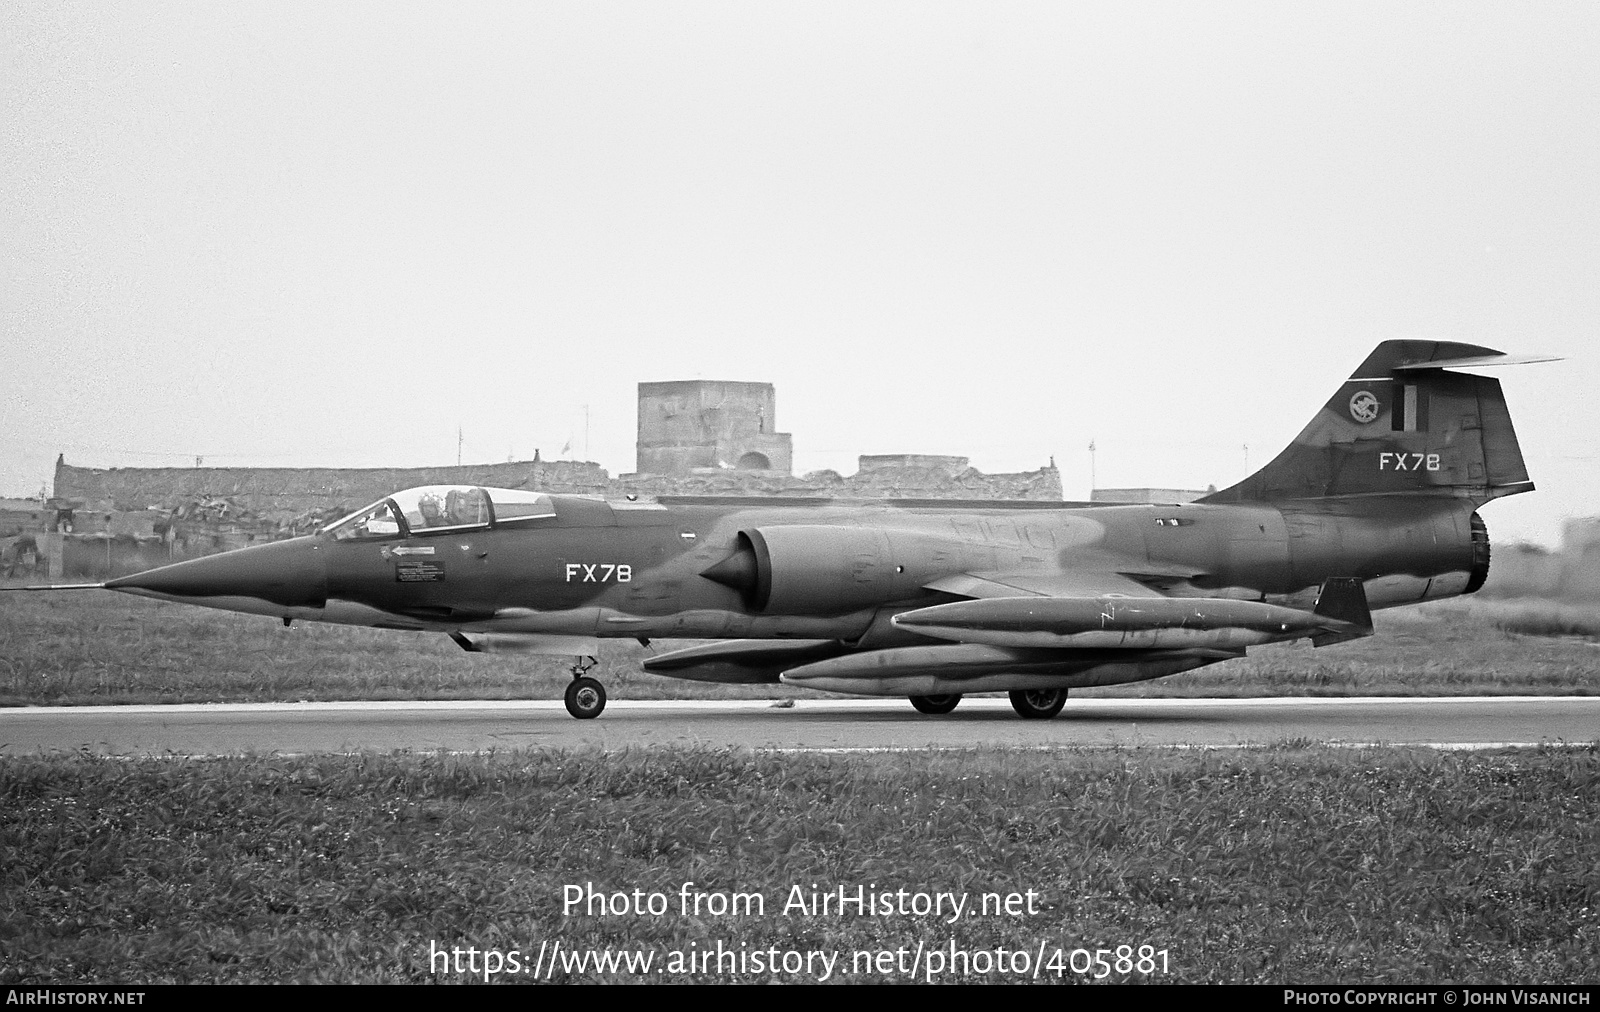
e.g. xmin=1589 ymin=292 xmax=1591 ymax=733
xmin=416 ymin=492 xmax=447 ymax=529
xmin=444 ymin=488 xmax=486 ymax=526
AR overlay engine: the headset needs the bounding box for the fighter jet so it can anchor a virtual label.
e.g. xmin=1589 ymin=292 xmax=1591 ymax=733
xmin=14 ymin=340 xmax=1552 ymax=719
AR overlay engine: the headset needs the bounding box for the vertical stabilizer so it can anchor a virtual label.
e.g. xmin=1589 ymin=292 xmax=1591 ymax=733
xmin=1202 ymin=341 xmax=1540 ymax=504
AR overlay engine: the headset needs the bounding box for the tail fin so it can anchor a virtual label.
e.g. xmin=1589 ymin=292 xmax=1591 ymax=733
xmin=1203 ymin=340 xmax=1548 ymax=504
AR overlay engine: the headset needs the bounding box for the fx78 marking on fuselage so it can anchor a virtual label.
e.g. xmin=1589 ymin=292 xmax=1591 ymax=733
xmin=1379 ymin=452 xmax=1441 ymax=472
xmin=565 ymin=563 xmax=633 ymax=583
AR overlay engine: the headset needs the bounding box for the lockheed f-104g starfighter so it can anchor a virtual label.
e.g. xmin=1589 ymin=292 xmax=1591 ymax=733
xmin=18 ymin=340 xmax=1553 ymax=719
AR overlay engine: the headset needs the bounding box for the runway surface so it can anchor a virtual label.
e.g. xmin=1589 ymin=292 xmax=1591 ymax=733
xmin=1 ymin=696 xmax=1596 ymax=756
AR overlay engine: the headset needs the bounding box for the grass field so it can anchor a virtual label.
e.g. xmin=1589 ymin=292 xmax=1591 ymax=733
xmin=1 ymin=590 xmax=1597 ymax=706
xmin=5 ymin=592 xmax=1596 ymax=985
xmin=2 ymin=745 xmax=1594 ymax=984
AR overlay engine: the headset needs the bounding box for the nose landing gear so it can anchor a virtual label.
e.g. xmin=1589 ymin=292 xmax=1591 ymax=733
xmin=564 ymin=656 xmax=606 ymax=719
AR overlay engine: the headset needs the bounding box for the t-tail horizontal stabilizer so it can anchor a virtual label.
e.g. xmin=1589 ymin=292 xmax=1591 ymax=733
xmin=1202 ymin=340 xmax=1554 ymax=504
xmin=1310 ymin=577 xmax=1373 ymax=647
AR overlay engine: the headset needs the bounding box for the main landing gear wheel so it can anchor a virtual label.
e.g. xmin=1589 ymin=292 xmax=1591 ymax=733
xmin=565 ymin=677 xmax=606 ymax=719
xmin=1009 ymin=688 xmax=1067 ymax=720
xmin=909 ymin=694 xmax=962 ymax=715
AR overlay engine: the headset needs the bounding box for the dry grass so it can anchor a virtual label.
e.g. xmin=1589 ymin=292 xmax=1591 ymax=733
xmin=0 ymin=590 xmax=774 ymax=705
xmin=2 ymin=746 xmax=1594 ymax=983
xmin=2 ymin=589 xmax=1597 ymax=706
xmin=1470 ymin=599 xmax=1600 ymax=640
xmin=1087 ymin=597 xmax=1600 ymax=698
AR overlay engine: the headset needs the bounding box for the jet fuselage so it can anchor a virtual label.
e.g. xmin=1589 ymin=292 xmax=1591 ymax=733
xmin=64 ymin=338 xmax=1544 ymax=719
xmin=109 ymin=492 xmax=1483 ymax=646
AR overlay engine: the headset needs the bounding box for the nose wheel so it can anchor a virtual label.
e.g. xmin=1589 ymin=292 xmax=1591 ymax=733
xmin=564 ymin=656 xmax=606 ymax=719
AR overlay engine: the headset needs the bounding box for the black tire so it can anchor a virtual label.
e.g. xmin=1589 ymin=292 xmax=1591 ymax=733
xmin=909 ymin=694 xmax=962 ymax=715
xmin=1009 ymin=688 xmax=1067 ymax=720
xmin=564 ymin=677 xmax=607 ymax=719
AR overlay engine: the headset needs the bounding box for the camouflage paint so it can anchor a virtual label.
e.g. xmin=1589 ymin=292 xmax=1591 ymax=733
xmin=97 ymin=341 xmax=1539 ymax=704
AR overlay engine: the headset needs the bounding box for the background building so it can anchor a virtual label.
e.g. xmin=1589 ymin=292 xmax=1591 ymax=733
xmin=635 ymin=381 xmax=793 ymax=475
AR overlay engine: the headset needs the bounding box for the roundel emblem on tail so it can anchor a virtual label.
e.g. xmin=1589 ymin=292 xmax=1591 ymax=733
xmin=1348 ymin=390 xmax=1380 ymax=423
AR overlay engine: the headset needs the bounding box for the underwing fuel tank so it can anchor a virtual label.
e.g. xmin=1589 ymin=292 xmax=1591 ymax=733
xmin=777 ymin=643 xmax=1233 ymax=696
xmin=890 ymin=595 xmax=1353 ymax=650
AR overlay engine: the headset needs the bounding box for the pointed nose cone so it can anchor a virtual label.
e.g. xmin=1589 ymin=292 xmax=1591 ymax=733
xmin=105 ymin=536 xmax=327 ymax=608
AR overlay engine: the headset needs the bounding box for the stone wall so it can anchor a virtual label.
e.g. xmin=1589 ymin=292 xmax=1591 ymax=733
xmin=53 ymin=458 xmax=609 ymax=530
xmin=1091 ymin=487 xmax=1212 ymax=504
xmin=857 ymin=454 xmax=971 ymax=475
xmin=616 ymin=462 xmax=1064 ymax=501
xmin=55 ymin=454 xmax=1064 ymax=533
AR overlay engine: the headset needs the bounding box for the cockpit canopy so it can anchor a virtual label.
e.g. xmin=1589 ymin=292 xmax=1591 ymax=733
xmin=323 ymin=485 xmax=556 ymax=540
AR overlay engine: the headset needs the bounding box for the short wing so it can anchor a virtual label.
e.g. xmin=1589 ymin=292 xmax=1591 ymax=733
xmin=922 ymin=570 xmax=1165 ymax=601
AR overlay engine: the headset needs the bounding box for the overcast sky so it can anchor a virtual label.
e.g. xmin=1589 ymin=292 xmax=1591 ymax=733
xmin=2 ymin=2 xmax=1595 ymax=545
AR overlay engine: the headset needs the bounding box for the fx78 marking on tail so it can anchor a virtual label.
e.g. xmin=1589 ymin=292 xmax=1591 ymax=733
xmin=1379 ymin=452 xmax=1441 ymax=471
xmin=564 ymin=563 xmax=632 ymax=583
